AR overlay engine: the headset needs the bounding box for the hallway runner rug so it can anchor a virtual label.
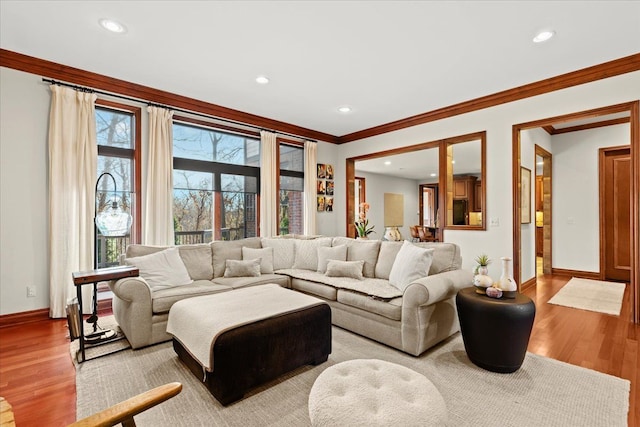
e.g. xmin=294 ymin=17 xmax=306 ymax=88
xmin=548 ymin=277 xmax=626 ymax=315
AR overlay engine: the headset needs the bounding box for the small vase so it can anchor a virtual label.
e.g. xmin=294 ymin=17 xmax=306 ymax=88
xmin=475 ymin=265 xmax=489 ymax=276
xmin=497 ymin=256 xmax=518 ymax=298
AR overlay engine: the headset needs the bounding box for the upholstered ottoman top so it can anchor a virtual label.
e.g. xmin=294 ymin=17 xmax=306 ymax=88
xmin=308 ymin=359 xmax=447 ymax=426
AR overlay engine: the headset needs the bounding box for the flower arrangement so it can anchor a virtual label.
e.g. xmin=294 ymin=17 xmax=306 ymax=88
xmin=354 ymin=202 xmax=375 ymax=238
xmin=473 ymin=254 xmax=491 ymax=275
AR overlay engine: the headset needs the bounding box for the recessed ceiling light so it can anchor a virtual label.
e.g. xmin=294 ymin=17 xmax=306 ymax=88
xmin=533 ymin=29 xmax=555 ymax=43
xmin=99 ymin=18 xmax=126 ymax=34
xmin=384 ymin=161 xmax=391 ymax=166
xmin=430 ymin=173 xmax=437 ymax=177
xmin=255 ymin=75 xmax=270 ymax=85
xmin=337 ymin=106 xmax=352 ymax=114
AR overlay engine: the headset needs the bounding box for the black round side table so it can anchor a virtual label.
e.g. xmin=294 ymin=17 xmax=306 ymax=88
xmin=456 ymin=287 xmax=536 ymax=373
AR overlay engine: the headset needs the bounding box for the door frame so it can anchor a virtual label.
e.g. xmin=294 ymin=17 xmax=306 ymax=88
xmin=512 ymin=101 xmax=639 ymax=323
xmin=535 ymin=145 xmax=552 ymax=276
xmin=599 ymin=145 xmax=632 ymax=281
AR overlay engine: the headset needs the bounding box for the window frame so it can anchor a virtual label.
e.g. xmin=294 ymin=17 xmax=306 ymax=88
xmin=95 ymin=99 xmax=142 ymax=243
xmin=277 ymin=138 xmax=305 ymax=235
xmin=172 ymin=116 xmax=261 ymax=241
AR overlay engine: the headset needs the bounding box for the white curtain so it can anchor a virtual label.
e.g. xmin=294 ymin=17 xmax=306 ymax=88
xmin=144 ymin=106 xmax=175 ymax=245
xmin=260 ymin=131 xmax=278 ymax=237
xmin=48 ymin=86 xmax=97 ymax=317
xmin=303 ymin=141 xmax=318 ymax=235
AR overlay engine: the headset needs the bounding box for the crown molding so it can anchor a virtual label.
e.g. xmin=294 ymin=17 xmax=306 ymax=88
xmin=337 ymin=52 xmax=640 ymax=143
xmin=0 ymin=49 xmax=339 ymax=144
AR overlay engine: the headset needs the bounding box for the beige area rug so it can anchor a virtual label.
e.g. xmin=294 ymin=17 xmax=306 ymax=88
xmin=75 ymin=319 xmax=629 ymax=427
xmin=548 ymin=277 xmax=626 ymax=315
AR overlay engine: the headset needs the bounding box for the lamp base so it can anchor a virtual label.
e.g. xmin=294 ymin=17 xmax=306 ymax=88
xmin=85 ymin=328 xmax=118 ymax=345
xmin=383 ymin=226 xmax=402 ymax=241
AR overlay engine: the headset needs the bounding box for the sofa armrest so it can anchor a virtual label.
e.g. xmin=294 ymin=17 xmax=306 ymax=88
xmin=109 ymin=277 xmax=154 ymax=349
xmin=403 ymin=269 xmax=473 ymax=308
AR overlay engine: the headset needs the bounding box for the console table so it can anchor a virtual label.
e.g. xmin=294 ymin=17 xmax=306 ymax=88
xmin=72 ymin=265 xmax=139 ymax=362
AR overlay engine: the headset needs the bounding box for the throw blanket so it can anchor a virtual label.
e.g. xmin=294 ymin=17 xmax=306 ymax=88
xmin=166 ymin=284 xmax=325 ymax=372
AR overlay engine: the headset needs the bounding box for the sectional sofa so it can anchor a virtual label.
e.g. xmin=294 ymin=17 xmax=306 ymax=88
xmin=109 ymin=236 xmax=472 ymax=356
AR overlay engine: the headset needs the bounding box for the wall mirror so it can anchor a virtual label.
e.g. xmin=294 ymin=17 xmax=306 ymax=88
xmin=444 ymin=131 xmax=486 ymax=230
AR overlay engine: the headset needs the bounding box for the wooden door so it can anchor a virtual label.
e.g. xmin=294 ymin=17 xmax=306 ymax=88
xmin=601 ymin=147 xmax=631 ymax=282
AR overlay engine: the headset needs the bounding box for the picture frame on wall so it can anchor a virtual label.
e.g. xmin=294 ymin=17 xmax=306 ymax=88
xmin=325 ymin=197 xmax=333 ymax=212
xmin=325 ymin=164 xmax=334 ymax=180
xmin=317 ymin=196 xmax=325 ymax=212
xmin=317 ymin=180 xmax=325 ymax=195
xmin=326 ymin=181 xmax=334 ymax=196
xmin=317 ymin=163 xmax=326 ymax=179
xmin=521 ymin=166 xmax=531 ymax=224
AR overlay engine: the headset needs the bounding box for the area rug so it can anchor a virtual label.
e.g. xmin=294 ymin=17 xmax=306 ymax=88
xmin=548 ymin=277 xmax=626 ymax=315
xmin=75 ymin=325 xmax=629 ymax=426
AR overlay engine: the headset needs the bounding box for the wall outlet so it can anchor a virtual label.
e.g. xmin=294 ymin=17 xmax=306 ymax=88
xmin=490 ymin=217 xmax=500 ymax=227
xmin=27 ymin=286 xmax=36 ymax=297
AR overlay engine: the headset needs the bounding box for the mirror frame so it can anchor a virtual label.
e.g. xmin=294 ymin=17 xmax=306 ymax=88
xmin=443 ymin=131 xmax=487 ymax=231
xmin=345 ymin=131 xmax=487 ymax=238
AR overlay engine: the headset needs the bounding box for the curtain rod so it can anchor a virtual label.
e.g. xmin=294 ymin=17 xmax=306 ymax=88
xmin=42 ymin=78 xmax=316 ymax=143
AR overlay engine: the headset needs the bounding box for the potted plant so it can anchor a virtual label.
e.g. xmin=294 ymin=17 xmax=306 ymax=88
xmin=354 ymin=202 xmax=375 ymax=238
xmin=474 ymin=254 xmax=491 ymax=275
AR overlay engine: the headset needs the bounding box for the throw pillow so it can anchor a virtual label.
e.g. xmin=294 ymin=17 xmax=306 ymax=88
xmin=388 ymin=241 xmax=434 ymax=291
xmin=325 ymin=260 xmax=365 ymax=280
xmin=242 ymin=247 xmax=275 ymax=274
xmin=292 ymin=237 xmax=332 ymax=270
xmin=223 ymin=259 xmax=261 ymax=278
xmin=317 ymin=245 xmax=348 ymax=273
xmin=124 ymin=247 xmax=193 ymax=290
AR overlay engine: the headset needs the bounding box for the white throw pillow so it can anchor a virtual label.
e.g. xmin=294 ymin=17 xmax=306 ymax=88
xmin=261 ymin=238 xmax=296 ymax=270
xmin=124 ymin=247 xmax=193 ymax=290
xmin=388 ymin=241 xmax=435 ymax=291
xmin=317 ymin=245 xmax=348 ymax=273
xmin=242 ymin=247 xmax=275 ymax=274
xmin=325 ymin=260 xmax=365 ymax=280
xmin=224 ymin=259 xmax=261 ymax=278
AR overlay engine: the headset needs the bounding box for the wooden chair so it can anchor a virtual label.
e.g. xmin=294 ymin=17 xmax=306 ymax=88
xmin=68 ymin=382 xmax=182 ymax=427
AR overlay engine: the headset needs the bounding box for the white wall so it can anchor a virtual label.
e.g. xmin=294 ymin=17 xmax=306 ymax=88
xmin=552 ymin=124 xmax=630 ymax=272
xmin=520 ymin=128 xmax=552 ymax=283
xmin=0 ymin=67 xmax=51 ymax=314
xmin=336 ymin=70 xmax=640 ymax=281
xmin=354 ymin=171 xmax=419 ymax=240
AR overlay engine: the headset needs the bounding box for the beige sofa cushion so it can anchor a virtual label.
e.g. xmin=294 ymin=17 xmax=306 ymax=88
xmin=151 ymin=280 xmax=231 ymax=314
xmin=292 ymin=237 xmax=332 ymax=270
xmin=261 ymin=237 xmax=296 ymax=270
xmin=375 ymin=241 xmax=403 ymax=279
xmin=414 ymin=242 xmax=462 ymax=275
xmin=125 ymin=243 xmax=213 ymax=280
xmin=331 ymin=237 xmax=381 ymax=278
xmin=337 ymin=290 xmax=402 ymax=321
xmin=211 ymin=237 xmax=262 ymax=278
xmin=125 ymin=247 xmax=193 ymax=290
xmin=290 ymin=278 xmax=338 ymax=301
xmin=242 ymin=246 xmax=275 ymax=274
xmin=212 ymin=274 xmax=290 ymax=289
xmin=317 ymin=245 xmax=348 ymax=273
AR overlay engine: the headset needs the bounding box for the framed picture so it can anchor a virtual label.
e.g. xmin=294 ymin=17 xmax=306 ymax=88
xmin=317 ymin=196 xmax=325 ymax=212
xmin=317 ymin=163 xmax=326 ymax=179
xmin=325 ymin=197 xmax=333 ymax=212
xmin=521 ymin=166 xmax=531 ymax=224
xmin=325 ymin=180 xmax=334 ymax=196
xmin=325 ymin=164 xmax=334 ymax=180
xmin=317 ymin=180 xmax=326 ymax=195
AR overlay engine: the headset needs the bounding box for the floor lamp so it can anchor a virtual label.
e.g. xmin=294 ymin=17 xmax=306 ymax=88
xmin=87 ymin=172 xmax=132 ymax=344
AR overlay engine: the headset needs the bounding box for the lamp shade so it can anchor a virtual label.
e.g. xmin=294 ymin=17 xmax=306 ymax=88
xmin=95 ymin=201 xmax=132 ymax=237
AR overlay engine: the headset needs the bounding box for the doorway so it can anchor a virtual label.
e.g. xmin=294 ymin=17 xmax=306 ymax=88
xmin=600 ymin=146 xmax=631 ymax=282
xmin=535 ymin=146 xmax=552 ymax=277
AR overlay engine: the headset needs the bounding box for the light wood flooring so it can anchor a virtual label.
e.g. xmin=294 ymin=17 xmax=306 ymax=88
xmin=0 ymin=273 xmax=638 ymax=426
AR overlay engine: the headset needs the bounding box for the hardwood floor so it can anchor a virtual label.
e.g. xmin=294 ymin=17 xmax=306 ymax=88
xmin=0 ymin=274 xmax=638 ymax=426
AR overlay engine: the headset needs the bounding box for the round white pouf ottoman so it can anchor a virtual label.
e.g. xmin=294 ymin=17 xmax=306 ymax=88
xmin=308 ymin=359 xmax=447 ymax=427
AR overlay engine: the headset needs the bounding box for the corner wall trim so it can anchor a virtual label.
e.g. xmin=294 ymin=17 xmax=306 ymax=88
xmin=551 ymin=268 xmax=602 ymax=280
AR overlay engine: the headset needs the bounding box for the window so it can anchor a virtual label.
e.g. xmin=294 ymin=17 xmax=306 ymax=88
xmin=279 ymin=143 xmax=304 ymax=235
xmin=172 ymin=120 xmax=260 ymax=243
xmin=95 ymin=101 xmax=141 ymax=268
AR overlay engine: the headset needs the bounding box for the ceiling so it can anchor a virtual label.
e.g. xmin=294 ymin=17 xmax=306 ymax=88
xmin=1 ymin=1 xmax=639 ymax=138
